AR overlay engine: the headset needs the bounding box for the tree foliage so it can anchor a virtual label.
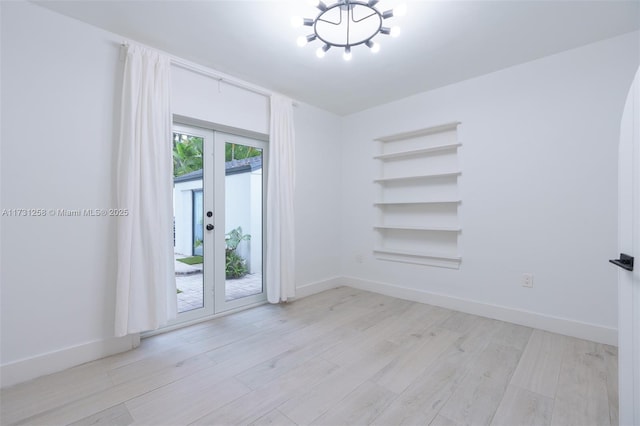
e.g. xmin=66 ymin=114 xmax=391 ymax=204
xmin=173 ymin=133 xmax=203 ymax=177
xmin=225 ymin=143 xmax=261 ymax=162
xmin=173 ymin=135 xmax=261 ymax=177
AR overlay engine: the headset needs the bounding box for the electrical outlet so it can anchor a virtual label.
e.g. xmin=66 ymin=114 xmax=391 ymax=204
xmin=522 ymin=273 xmax=533 ymax=288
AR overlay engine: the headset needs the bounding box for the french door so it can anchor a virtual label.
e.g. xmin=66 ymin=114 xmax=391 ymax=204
xmin=171 ymin=123 xmax=267 ymax=324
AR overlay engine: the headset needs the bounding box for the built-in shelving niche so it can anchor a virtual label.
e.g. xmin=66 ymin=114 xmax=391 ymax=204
xmin=373 ymin=122 xmax=462 ymax=269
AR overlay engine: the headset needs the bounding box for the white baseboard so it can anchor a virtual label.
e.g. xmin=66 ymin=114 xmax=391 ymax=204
xmin=1 ymin=334 xmax=139 ymax=388
xmin=341 ymin=276 xmax=617 ymax=346
xmin=296 ymin=276 xmax=343 ymax=299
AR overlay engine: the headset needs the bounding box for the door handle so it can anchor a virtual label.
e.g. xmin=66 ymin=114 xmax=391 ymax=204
xmin=206 ymin=224 xmax=214 ymax=231
xmin=609 ymin=253 xmax=634 ymax=271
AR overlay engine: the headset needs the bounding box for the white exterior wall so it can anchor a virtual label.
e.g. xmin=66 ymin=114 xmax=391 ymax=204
xmin=173 ymin=180 xmax=200 ymax=256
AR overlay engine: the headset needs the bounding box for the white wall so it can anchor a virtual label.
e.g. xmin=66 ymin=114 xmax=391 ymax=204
xmin=0 ymin=1 xmax=137 ymax=386
xmin=340 ymin=31 xmax=640 ymax=344
xmin=293 ymin=103 xmax=343 ymax=290
xmin=172 ymin=65 xmax=269 ymax=135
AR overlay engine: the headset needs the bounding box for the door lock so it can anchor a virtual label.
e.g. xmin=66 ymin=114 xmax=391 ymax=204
xmin=206 ymin=224 xmax=214 ymax=231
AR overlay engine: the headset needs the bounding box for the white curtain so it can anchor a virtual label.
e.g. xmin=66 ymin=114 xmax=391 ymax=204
xmin=266 ymin=95 xmax=296 ymax=303
xmin=115 ymin=44 xmax=176 ymax=337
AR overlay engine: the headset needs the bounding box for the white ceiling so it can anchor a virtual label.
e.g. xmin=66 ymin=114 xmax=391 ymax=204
xmin=34 ymin=0 xmax=640 ymax=115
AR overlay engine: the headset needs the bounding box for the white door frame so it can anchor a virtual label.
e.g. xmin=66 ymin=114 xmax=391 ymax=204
xmin=169 ymin=124 xmax=216 ymax=324
xmin=214 ymin=131 xmax=268 ymax=313
xmin=617 ymin=67 xmax=639 ymax=425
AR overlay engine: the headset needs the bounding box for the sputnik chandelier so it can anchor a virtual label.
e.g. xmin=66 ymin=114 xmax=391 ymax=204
xmin=292 ymin=0 xmax=406 ymax=61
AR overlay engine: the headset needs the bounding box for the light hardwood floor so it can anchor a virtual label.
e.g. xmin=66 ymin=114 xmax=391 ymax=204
xmin=1 ymin=287 xmax=618 ymax=426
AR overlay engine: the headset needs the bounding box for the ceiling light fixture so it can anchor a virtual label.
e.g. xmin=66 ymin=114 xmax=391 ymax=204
xmin=292 ymin=0 xmax=405 ymax=61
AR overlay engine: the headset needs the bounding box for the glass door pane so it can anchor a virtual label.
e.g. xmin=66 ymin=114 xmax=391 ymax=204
xmin=215 ymin=132 xmax=267 ymax=312
xmin=172 ymin=125 xmax=215 ymax=322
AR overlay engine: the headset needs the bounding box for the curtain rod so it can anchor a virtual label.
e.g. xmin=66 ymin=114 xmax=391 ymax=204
xmin=120 ymin=42 xmax=299 ymax=107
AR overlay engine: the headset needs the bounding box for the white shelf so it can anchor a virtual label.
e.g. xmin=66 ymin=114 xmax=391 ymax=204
xmin=373 ymin=121 xmax=462 ymax=268
xmin=373 ymin=143 xmax=461 ymax=160
xmin=374 ymin=200 xmax=461 ymax=206
xmin=373 ymin=225 xmax=461 ymax=232
xmin=373 ymin=171 xmax=461 ymax=183
xmin=375 ymin=122 xmax=461 ymax=142
xmin=373 ymin=247 xmax=461 ymax=262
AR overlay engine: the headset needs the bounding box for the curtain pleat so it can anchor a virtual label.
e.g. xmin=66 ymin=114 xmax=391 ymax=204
xmin=266 ymin=95 xmax=296 ymax=303
xmin=115 ymin=44 xmax=176 ymax=337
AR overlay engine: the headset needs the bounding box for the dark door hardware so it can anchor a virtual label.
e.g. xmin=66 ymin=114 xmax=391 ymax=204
xmin=207 ymin=211 xmax=213 ymax=218
xmin=610 ymin=253 xmax=634 ymax=271
xmin=206 ymin=224 xmax=214 ymax=231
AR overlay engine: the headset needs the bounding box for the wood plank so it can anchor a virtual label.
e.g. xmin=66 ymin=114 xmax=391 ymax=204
xmin=236 ymin=325 xmax=359 ymax=389
xmin=430 ymin=414 xmax=460 ymax=426
xmin=438 ymin=342 xmax=523 ymax=426
xmin=67 ymin=403 xmax=134 ymax=426
xmin=249 ymin=409 xmax=297 ymax=426
xmin=126 ymin=377 xmax=249 ymax=425
xmin=11 ymin=353 xmax=218 ymax=426
xmin=491 ymin=321 xmax=533 ymax=351
xmin=311 ymin=381 xmax=397 ymax=426
xmin=603 ymin=344 xmax=619 ymax=426
xmin=490 ymin=385 xmax=553 ymax=426
xmin=190 ymin=357 xmax=338 ymax=425
xmin=374 ymin=326 xmax=460 ymax=394
xmin=372 ymin=319 xmax=497 ymax=426
xmin=277 ymin=367 xmax=367 ymax=425
xmin=438 ymin=311 xmax=496 ymax=335
xmin=551 ymin=337 xmax=610 ymax=426
xmin=0 ymin=363 xmax=112 ymax=425
xmin=510 ymin=329 xmax=566 ymax=398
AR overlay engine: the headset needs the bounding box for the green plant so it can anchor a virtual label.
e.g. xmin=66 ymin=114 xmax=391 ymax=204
xmin=225 ymin=226 xmax=251 ymax=279
xmin=226 ymin=250 xmax=248 ymax=279
xmin=225 ymin=226 xmax=251 ymax=251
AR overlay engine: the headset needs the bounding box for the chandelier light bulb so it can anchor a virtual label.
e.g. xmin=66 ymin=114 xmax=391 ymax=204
xmin=343 ymin=47 xmax=352 ymax=61
xmin=390 ymin=26 xmax=401 ymax=37
xmin=297 ymin=35 xmax=308 ymax=47
xmin=365 ymin=40 xmax=380 ymax=53
xmin=316 ymin=44 xmax=330 ymax=58
xmin=291 ymin=16 xmax=303 ymax=28
xmin=394 ymin=3 xmax=407 ymax=17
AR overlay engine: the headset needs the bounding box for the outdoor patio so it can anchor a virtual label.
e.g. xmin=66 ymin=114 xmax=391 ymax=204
xmin=175 ymin=255 xmax=262 ymax=313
